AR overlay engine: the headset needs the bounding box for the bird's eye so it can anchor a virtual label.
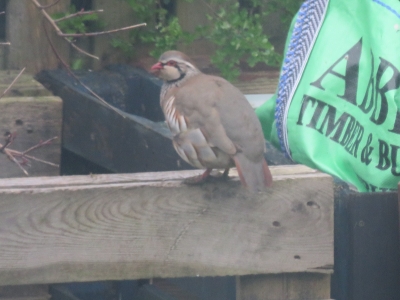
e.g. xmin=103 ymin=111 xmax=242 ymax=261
xmin=166 ymin=60 xmax=176 ymax=66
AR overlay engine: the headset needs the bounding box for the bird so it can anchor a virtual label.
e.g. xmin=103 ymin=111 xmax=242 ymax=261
xmin=151 ymin=50 xmax=273 ymax=192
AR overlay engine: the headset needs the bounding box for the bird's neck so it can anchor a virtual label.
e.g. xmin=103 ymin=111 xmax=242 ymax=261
xmin=166 ymin=68 xmax=199 ymax=84
xmin=166 ymin=71 xmax=186 ymax=84
xmin=161 ymin=70 xmax=200 ymax=98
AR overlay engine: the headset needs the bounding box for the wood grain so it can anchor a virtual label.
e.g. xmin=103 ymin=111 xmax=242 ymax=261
xmin=0 ymin=165 xmax=333 ymax=285
xmin=0 ymin=71 xmax=52 ymax=98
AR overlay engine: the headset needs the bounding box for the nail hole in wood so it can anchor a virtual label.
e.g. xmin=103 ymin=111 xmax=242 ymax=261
xmin=306 ymin=201 xmax=320 ymax=209
xmin=26 ymin=125 xmax=33 ymax=134
xmin=15 ymin=119 xmax=23 ymax=126
xmin=4 ymin=131 xmax=10 ymax=137
xmin=272 ymin=221 xmax=280 ymax=227
xmin=294 ymin=255 xmax=301 ymax=259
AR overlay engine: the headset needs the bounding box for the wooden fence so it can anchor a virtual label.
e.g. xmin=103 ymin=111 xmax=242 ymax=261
xmin=0 ymin=165 xmax=333 ymax=299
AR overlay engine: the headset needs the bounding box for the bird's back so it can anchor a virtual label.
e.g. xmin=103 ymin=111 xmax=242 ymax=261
xmin=175 ymin=73 xmax=266 ymax=161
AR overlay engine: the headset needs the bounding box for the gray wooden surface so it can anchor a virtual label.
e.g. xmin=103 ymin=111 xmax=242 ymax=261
xmin=0 ymin=165 xmax=333 ymax=286
xmin=0 ymin=96 xmax=62 ymax=178
xmin=6 ymin=0 xmax=69 ymax=73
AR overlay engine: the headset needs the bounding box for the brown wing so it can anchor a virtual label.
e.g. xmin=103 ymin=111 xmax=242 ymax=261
xmin=173 ymin=75 xmax=238 ymax=157
xmin=162 ymin=90 xmax=234 ymax=169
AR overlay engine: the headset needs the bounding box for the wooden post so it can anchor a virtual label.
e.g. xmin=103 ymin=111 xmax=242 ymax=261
xmin=237 ymin=273 xmax=331 ymax=300
xmin=6 ymin=0 xmax=69 ymax=74
xmin=0 ymin=165 xmax=333 ymax=287
xmin=0 ymin=285 xmax=50 ymax=300
xmin=0 ymin=95 xmax=62 ymax=178
xmin=176 ymin=0 xmax=215 ymax=56
xmin=332 ymin=189 xmax=400 ymax=299
xmin=0 ymin=70 xmax=62 ymax=179
xmin=91 ymin=0 xmax=138 ymax=70
xmin=398 ymin=182 xmax=400 ymax=251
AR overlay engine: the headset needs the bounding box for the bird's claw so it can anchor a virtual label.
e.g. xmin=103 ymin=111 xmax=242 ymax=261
xmin=183 ymin=169 xmax=230 ymax=185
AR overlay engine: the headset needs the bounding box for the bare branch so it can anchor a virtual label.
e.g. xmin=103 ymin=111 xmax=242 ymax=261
xmin=34 ymin=0 xmax=142 ymax=118
xmin=35 ymin=0 xmax=63 ymax=9
xmin=0 ymin=68 xmax=26 ymax=100
xmin=0 ymin=134 xmax=30 ymax=175
xmin=54 ymin=9 xmax=104 ymax=23
xmin=7 ymin=146 xmax=60 ymax=167
xmin=22 ymin=137 xmax=58 ymax=154
xmin=0 ymin=135 xmax=60 ymax=176
xmin=0 ymin=133 xmax=16 ymax=152
xmin=31 ymin=0 xmax=64 ymax=35
xmin=69 ymin=40 xmax=100 ymax=59
xmin=43 ymin=23 xmax=126 ymax=118
xmin=20 ymin=153 xmax=59 ymax=167
xmin=31 ymin=0 xmax=146 ymax=60
xmin=59 ymin=23 xmax=146 ymax=37
xmin=73 ymin=76 xmax=127 ymax=117
xmin=3 ymin=148 xmax=29 ymax=175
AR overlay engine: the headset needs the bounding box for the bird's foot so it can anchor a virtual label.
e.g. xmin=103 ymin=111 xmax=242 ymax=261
xmin=183 ymin=168 xmax=230 ymax=185
xmin=184 ymin=169 xmax=212 ymax=185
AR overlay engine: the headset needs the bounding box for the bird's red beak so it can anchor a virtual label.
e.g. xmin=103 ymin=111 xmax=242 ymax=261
xmin=151 ymin=62 xmax=163 ymax=71
xmin=150 ymin=62 xmax=163 ymax=75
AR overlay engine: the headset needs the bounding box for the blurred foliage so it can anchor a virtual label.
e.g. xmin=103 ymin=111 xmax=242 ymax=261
xmin=55 ymin=1 xmax=303 ymax=78
xmin=203 ymin=0 xmax=282 ymax=80
xmin=52 ymin=5 xmax=104 ymax=70
xmin=265 ymin=0 xmax=303 ymax=27
xmin=52 ymin=5 xmax=102 ymax=34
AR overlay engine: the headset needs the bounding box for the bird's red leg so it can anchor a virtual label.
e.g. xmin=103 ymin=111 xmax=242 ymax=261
xmin=263 ymin=159 xmax=273 ymax=187
xmin=200 ymin=168 xmax=212 ymax=180
xmin=233 ymin=157 xmax=247 ymax=188
xmin=184 ymin=168 xmax=212 ymax=185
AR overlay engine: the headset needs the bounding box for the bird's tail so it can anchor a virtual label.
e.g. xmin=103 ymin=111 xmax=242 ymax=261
xmin=233 ymin=153 xmax=273 ymax=192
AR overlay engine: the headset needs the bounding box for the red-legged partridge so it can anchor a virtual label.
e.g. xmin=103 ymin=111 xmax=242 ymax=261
xmin=151 ymin=50 xmax=272 ymax=192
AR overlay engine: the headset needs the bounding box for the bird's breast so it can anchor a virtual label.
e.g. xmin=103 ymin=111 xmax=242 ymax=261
xmin=162 ymin=95 xmax=188 ymax=135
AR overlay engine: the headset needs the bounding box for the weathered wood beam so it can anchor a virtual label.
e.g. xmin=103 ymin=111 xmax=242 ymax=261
xmin=0 ymin=165 xmax=333 ymax=286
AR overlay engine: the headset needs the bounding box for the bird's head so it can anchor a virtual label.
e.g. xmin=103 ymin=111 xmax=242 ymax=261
xmin=151 ymin=51 xmax=199 ymax=83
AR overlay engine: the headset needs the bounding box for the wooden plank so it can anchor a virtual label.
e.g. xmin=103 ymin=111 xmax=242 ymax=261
xmin=0 ymin=71 xmax=52 ymax=97
xmin=0 ymin=164 xmax=321 ymax=189
xmin=0 ymin=165 xmax=333 ymax=286
xmin=0 ymin=96 xmax=62 ymax=178
xmin=237 ymin=273 xmax=331 ymax=300
xmin=235 ymin=72 xmax=280 ymax=95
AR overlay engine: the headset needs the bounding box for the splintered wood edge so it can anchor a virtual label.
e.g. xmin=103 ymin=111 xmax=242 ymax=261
xmin=0 ymin=165 xmax=328 ymax=193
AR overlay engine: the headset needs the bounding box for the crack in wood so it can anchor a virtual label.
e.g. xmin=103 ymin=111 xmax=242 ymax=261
xmin=164 ymin=206 xmax=209 ymax=264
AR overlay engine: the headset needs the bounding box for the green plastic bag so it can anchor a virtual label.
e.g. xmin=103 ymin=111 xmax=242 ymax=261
xmin=256 ymin=0 xmax=400 ymax=192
